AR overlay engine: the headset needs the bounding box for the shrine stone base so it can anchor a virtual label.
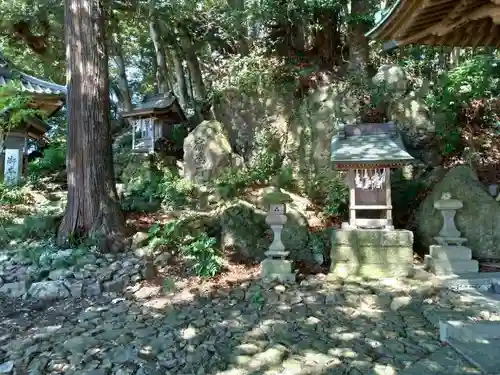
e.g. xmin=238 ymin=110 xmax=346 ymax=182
xmin=330 ymin=229 xmax=414 ymax=278
xmin=261 ymin=259 xmax=296 ymax=283
xmin=424 ymin=245 xmax=479 ymax=276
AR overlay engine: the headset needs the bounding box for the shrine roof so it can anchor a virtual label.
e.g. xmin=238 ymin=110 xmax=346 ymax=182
xmin=0 ymin=54 xmax=66 ymax=95
xmin=121 ymin=92 xmax=187 ymax=122
xmin=331 ymin=122 xmax=414 ymax=166
xmin=366 ymin=0 xmax=500 ymax=48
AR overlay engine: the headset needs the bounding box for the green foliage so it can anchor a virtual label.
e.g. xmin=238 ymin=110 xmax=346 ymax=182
xmin=426 ymin=54 xmax=500 ymax=155
xmin=158 ymin=169 xmax=194 ymax=210
xmin=180 ymin=233 xmax=222 ymax=277
xmin=121 ymin=161 xmax=194 ymax=212
xmin=307 ymin=172 xmax=348 ymax=218
xmin=147 ymin=220 xmax=183 ymax=252
xmin=147 ymin=220 xmax=222 ymax=278
xmin=0 ymin=183 xmax=27 ymax=205
xmin=308 ymin=231 xmax=326 ymax=258
xmin=0 ymin=84 xmax=45 ymax=132
xmin=215 ymin=130 xmax=288 ymax=198
xmin=27 ymin=142 xmax=66 ymax=178
xmin=21 ymin=241 xmax=90 ymax=269
xmin=15 ymin=213 xmax=61 ymax=240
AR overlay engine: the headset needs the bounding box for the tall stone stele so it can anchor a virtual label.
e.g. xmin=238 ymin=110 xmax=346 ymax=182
xmin=260 ymin=186 xmax=296 ymax=283
xmin=424 ymin=193 xmax=478 ymax=276
xmin=330 ymin=122 xmax=416 ymax=278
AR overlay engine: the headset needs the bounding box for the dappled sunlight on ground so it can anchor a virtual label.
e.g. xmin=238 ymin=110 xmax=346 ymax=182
xmin=1 ymin=270 xmax=493 ymax=374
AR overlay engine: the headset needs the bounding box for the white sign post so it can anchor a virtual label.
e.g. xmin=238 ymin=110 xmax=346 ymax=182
xmin=3 ymin=149 xmax=22 ymax=186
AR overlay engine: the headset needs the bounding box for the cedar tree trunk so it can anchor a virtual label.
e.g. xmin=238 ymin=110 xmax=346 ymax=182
xmin=347 ymin=0 xmax=372 ymax=78
xmin=171 ymin=47 xmax=189 ymax=108
xmin=58 ymin=0 xmax=127 ymax=251
xmin=149 ymin=0 xmax=170 ymax=93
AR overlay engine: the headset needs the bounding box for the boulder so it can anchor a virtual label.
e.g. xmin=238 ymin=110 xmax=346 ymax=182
xmin=389 ymin=96 xmax=441 ymax=165
xmin=287 ymin=82 xmax=360 ymax=185
xmin=27 ymin=280 xmax=71 ymax=301
xmin=372 ymin=64 xmax=408 ymax=96
xmin=219 ymin=200 xmax=310 ymax=262
xmin=415 ymin=166 xmax=500 ymax=259
xmin=212 ymin=81 xmax=352 ymax=189
xmin=183 ymin=120 xmax=243 ymax=184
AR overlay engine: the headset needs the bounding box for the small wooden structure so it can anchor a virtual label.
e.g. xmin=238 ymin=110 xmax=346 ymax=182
xmin=366 ymin=0 xmax=500 ymax=48
xmin=0 ymin=54 xmax=65 ymax=184
xmin=120 ymin=92 xmax=187 ymax=154
xmin=331 ymin=122 xmax=414 ymax=229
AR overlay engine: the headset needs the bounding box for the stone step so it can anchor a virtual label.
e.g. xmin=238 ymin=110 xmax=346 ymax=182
xmin=429 ymin=245 xmax=472 ymax=261
xmin=447 ymin=338 xmax=500 ymax=375
xmin=397 ymin=347 xmax=481 ymax=374
xmin=430 ymin=259 xmax=479 ymax=276
xmin=439 ymin=320 xmax=500 ymax=374
xmin=440 ymin=320 xmax=500 ymax=343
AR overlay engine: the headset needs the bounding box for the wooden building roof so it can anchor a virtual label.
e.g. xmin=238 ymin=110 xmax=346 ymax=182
xmin=331 ymin=122 xmax=415 ymax=169
xmin=0 ymin=53 xmax=66 ymax=139
xmin=120 ymin=92 xmax=187 ymax=124
xmin=0 ymin=53 xmax=66 ymax=116
xmin=366 ymin=0 xmax=500 ymax=48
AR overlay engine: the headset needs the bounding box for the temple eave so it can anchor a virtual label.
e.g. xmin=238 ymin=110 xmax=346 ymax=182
xmin=367 ymin=0 xmax=500 ymax=48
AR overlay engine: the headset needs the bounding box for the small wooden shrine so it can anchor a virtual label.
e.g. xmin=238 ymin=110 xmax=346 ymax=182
xmin=331 ymin=122 xmax=414 ymax=229
xmin=120 ymin=92 xmax=187 ymax=154
xmin=0 ymin=54 xmax=65 ymax=184
xmin=366 ymin=0 xmax=500 ymax=48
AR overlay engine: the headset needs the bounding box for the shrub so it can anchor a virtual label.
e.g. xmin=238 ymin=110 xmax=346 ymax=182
xmin=28 ymin=142 xmax=66 ymax=178
xmin=147 ymin=220 xmax=223 ymax=277
xmin=180 ymin=233 xmax=223 ymax=277
xmin=215 ymin=130 xmax=292 ymax=198
xmin=0 ymin=183 xmax=28 ymax=205
xmin=425 ymin=54 xmax=500 ymax=155
xmin=121 ymin=159 xmax=194 ymax=212
xmin=307 ymin=172 xmax=348 ymax=219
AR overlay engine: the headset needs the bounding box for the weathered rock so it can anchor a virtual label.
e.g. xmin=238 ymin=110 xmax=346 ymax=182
xmin=183 ymin=120 xmax=243 ymax=183
xmin=219 ymin=200 xmax=310 ymax=262
xmin=415 ymin=166 xmax=500 ymax=259
xmin=372 ymin=64 xmax=407 ymax=96
xmin=63 ymin=336 xmax=99 ymax=355
xmin=84 ymin=281 xmax=102 ymax=297
xmin=27 ymin=280 xmax=71 ymax=301
xmin=131 ymin=232 xmax=149 ymax=250
xmin=219 ymin=201 xmax=269 ymax=260
xmin=389 ymin=95 xmax=440 ymax=165
xmin=0 ymin=360 xmax=14 ymax=374
xmin=0 ymin=282 xmax=26 ymax=298
xmin=212 ymin=81 xmax=354 ymax=188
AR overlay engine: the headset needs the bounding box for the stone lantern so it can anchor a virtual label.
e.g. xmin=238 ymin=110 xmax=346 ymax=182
xmin=424 ymin=193 xmax=478 ymax=276
xmin=260 ymin=187 xmax=296 ymax=283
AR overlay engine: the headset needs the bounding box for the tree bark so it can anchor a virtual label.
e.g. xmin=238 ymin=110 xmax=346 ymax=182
xmin=58 ymin=0 xmax=127 ymax=251
xmin=178 ymin=28 xmax=205 ymax=100
xmin=109 ymin=11 xmax=133 ymax=112
xmin=347 ymin=0 xmax=372 ymax=78
xmin=171 ymin=47 xmax=189 ymax=108
xmin=149 ymin=0 xmax=170 ymax=94
xmin=114 ymin=50 xmax=133 ymax=112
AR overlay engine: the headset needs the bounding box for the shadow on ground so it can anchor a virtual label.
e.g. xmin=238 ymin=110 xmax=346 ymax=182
xmin=0 ymin=272 xmax=493 ymax=375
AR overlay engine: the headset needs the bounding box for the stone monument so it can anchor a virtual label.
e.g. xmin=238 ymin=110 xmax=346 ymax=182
xmin=260 ymin=186 xmax=296 ymax=283
xmin=424 ymin=193 xmax=478 ymax=276
xmin=330 ymin=122 xmax=415 ymax=278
